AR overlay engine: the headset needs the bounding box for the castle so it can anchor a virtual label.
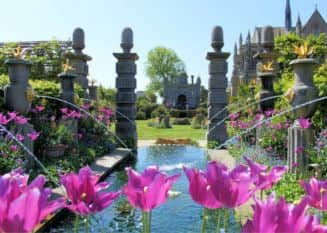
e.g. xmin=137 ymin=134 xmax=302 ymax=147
xmin=231 ymin=0 xmax=327 ymax=96
xmin=163 ymin=73 xmax=201 ymax=109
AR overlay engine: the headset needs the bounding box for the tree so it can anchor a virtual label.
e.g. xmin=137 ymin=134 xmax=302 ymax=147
xmin=145 ymin=47 xmax=185 ymax=96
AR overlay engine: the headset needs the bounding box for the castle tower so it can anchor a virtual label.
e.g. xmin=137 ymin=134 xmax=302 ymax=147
xmin=285 ymin=0 xmax=292 ymax=31
xmin=231 ymin=43 xmax=240 ymax=97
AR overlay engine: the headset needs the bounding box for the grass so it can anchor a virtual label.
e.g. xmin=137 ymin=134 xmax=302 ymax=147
xmin=136 ymin=120 xmax=206 ymax=140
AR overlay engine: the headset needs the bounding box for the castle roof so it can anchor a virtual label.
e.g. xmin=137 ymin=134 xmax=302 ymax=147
xmin=302 ymin=9 xmax=327 ymax=35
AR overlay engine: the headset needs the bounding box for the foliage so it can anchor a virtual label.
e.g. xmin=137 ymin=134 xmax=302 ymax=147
xmin=145 ymin=47 xmax=185 ymax=96
xmin=0 ymin=136 xmax=23 ymax=174
xmin=136 ymin=92 xmax=158 ymax=119
xmin=136 ymin=111 xmax=146 ymax=120
xmin=269 ymin=172 xmax=305 ymax=204
xmin=97 ymin=85 xmax=116 ymax=106
xmin=191 ymin=113 xmax=206 ymax=129
xmin=151 ymin=105 xmax=169 ymax=118
xmin=172 ymin=118 xmax=190 ymax=125
xmin=24 ymin=40 xmax=69 ymax=81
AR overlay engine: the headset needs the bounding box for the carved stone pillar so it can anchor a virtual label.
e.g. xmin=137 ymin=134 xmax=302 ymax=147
xmin=114 ymin=28 xmax=138 ymax=149
xmin=206 ymin=26 xmax=230 ymax=144
xmin=65 ymin=28 xmax=92 ymax=98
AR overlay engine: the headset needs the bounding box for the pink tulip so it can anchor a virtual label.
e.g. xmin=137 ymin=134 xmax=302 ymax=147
xmin=264 ymin=109 xmax=275 ymax=117
xmin=123 ymin=166 xmax=180 ymax=212
xmin=184 ymin=166 xmax=222 ymax=209
xmin=27 ymin=131 xmax=40 ymax=141
xmin=242 ymin=194 xmax=309 ymax=233
xmin=207 ymin=161 xmax=254 ymax=208
xmin=300 ymin=178 xmax=327 ymax=211
xmin=296 ymin=146 xmax=305 ymax=155
xmin=229 ymin=113 xmax=239 ymax=121
xmin=298 ymin=118 xmax=311 ymax=129
xmin=7 ymin=112 xmax=17 ymax=121
xmin=244 ymin=157 xmax=286 ymax=190
xmin=60 ymin=166 xmax=120 ymax=215
xmin=16 ymin=134 xmax=24 ymax=141
xmin=10 ymin=145 xmax=17 ymax=152
xmin=302 ymin=215 xmax=327 ymax=233
xmin=14 ymin=116 xmax=28 ymax=125
xmin=35 ymin=105 xmax=45 ymax=112
xmin=0 ymin=113 xmax=10 ymax=125
xmin=0 ymin=169 xmax=63 ymax=233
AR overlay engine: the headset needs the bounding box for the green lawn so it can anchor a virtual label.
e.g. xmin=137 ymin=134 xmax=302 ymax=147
xmin=136 ymin=120 xmax=206 ymax=140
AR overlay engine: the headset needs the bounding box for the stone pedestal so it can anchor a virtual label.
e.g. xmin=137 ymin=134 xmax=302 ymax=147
xmin=287 ymin=58 xmax=318 ymax=171
xmin=4 ymin=58 xmax=32 ymax=114
xmin=257 ymin=72 xmax=275 ymax=112
xmin=65 ymin=28 xmax=92 ymax=98
xmin=114 ymin=28 xmax=138 ymax=149
xmin=17 ymin=123 xmax=35 ymax=169
xmin=58 ymin=71 xmax=77 ymax=104
xmin=287 ymin=121 xmax=314 ymax=171
xmin=89 ymin=85 xmax=98 ymax=101
xmin=206 ymin=26 xmax=230 ymax=143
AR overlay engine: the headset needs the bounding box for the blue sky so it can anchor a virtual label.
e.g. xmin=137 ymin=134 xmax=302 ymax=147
xmin=1 ymin=0 xmax=326 ymax=90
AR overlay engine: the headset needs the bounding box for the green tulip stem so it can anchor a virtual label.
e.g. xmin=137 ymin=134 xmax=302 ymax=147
xmin=74 ymin=215 xmax=80 ymax=233
xmin=85 ymin=215 xmax=90 ymax=233
xmin=200 ymin=208 xmax=208 ymax=233
xmin=216 ymin=209 xmax=221 ymax=233
xmin=224 ymin=208 xmax=229 ymax=233
xmin=142 ymin=211 xmax=151 ymax=233
xmin=260 ymin=190 xmax=263 ymax=200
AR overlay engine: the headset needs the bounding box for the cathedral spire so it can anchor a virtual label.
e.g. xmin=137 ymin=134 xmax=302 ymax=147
xmin=285 ymin=0 xmax=292 ymax=31
xmin=296 ymin=14 xmax=302 ymax=35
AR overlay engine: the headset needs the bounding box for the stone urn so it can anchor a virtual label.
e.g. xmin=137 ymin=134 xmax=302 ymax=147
xmin=257 ymin=71 xmax=275 ymax=112
xmin=4 ymin=58 xmax=32 ymax=114
xmin=289 ymin=58 xmax=318 ymax=119
xmin=58 ymin=71 xmax=77 ymax=104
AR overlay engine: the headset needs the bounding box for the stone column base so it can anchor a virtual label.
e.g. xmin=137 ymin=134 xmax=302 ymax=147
xmin=287 ymin=123 xmax=314 ymax=172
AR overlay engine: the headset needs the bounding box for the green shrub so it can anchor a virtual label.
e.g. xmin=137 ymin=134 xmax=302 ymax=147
xmin=136 ymin=111 xmax=146 ymax=120
xmin=191 ymin=113 xmax=206 ymax=129
xmin=172 ymin=117 xmax=190 ymax=125
xmin=151 ymin=105 xmax=169 ymax=118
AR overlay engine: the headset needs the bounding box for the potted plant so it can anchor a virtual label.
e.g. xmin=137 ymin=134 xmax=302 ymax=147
xmin=44 ymin=124 xmax=74 ymax=157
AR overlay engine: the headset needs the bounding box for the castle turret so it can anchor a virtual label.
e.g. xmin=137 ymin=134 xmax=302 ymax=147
xmin=239 ymin=33 xmax=243 ymax=53
xmin=296 ymin=14 xmax=302 ymax=35
xmin=285 ymin=0 xmax=292 ymax=31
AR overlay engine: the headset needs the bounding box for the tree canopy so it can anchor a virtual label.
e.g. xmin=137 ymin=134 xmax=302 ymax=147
xmin=145 ymin=47 xmax=185 ymax=96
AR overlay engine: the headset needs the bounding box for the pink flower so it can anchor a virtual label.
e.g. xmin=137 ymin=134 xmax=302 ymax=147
xmin=266 ymin=146 xmax=273 ymax=153
xmin=230 ymin=120 xmax=238 ymax=128
xmin=302 ymin=215 xmax=327 ymax=233
xmin=244 ymin=157 xmax=286 ymax=190
xmin=264 ymin=109 xmax=275 ymax=117
xmin=296 ymin=146 xmax=304 ymax=155
xmin=60 ymin=108 xmax=68 ymax=114
xmin=300 ymin=178 xmax=327 ymax=211
xmin=27 ymin=131 xmax=40 ymax=141
xmin=207 ymin=161 xmax=254 ymax=208
xmin=0 ymin=113 xmax=10 ymax=125
xmin=0 ymin=169 xmax=64 ymax=233
xmin=60 ymin=166 xmax=120 ymax=215
xmin=229 ymin=113 xmax=240 ymax=121
xmin=10 ymin=145 xmax=17 ymax=152
xmin=7 ymin=112 xmax=17 ymax=121
xmin=255 ymin=113 xmax=263 ymax=121
xmin=184 ymin=166 xmax=222 ymax=209
xmin=15 ymin=116 xmax=28 ymax=125
xmin=124 ymin=166 xmax=180 ymax=212
xmin=16 ymin=134 xmax=24 ymax=141
xmin=242 ymin=194 xmax=309 ymax=233
xmin=35 ymin=105 xmax=45 ymax=112
xmin=298 ymin=118 xmax=311 ymax=129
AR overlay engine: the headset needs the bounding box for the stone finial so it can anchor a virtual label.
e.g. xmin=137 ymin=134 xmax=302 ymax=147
xmin=262 ymin=26 xmax=274 ymax=50
xmin=72 ymin=28 xmax=85 ymax=52
xmin=211 ymin=26 xmax=224 ymax=52
xmin=121 ymin=27 xmax=134 ymax=53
